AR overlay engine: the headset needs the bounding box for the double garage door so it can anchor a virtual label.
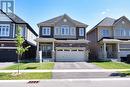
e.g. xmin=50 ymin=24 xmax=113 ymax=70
xmin=56 ymin=48 xmax=86 ymax=62
xmin=0 ymin=49 xmax=17 ymax=62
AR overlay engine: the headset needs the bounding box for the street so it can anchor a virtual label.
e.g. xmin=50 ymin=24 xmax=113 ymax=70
xmin=0 ymin=78 xmax=130 ymax=87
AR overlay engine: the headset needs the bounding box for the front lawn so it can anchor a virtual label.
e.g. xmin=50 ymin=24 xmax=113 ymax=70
xmin=1 ymin=62 xmax=54 ymax=70
xmin=0 ymin=72 xmax=52 ymax=80
xmin=93 ymin=62 xmax=130 ymax=69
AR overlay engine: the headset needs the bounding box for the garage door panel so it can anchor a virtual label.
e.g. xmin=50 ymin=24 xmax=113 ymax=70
xmin=0 ymin=49 xmax=17 ymax=62
xmin=56 ymin=48 xmax=86 ymax=62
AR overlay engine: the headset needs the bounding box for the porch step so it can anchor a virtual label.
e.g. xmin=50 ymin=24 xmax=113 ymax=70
xmin=111 ymin=58 xmax=119 ymax=62
xmin=43 ymin=59 xmax=54 ymax=62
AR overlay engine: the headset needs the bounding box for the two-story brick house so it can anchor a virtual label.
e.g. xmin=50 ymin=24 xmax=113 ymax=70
xmin=87 ymin=16 xmax=130 ymax=61
xmin=35 ymin=14 xmax=89 ymax=62
xmin=0 ymin=10 xmax=38 ymax=62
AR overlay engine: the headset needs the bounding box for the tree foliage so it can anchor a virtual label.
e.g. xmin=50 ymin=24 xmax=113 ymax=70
xmin=16 ymin=26 xmax=30 ymax=57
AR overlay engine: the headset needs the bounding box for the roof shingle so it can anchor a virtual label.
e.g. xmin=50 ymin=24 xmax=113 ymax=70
xmin=37 ymin=14 xmax=88 ymax=27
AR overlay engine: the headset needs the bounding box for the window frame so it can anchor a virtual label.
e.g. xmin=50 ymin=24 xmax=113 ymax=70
xmin=70 ymin=27 xmax=75 ymax=35
xmin=118 ymin=29 xmax=126 ymax=36
xmin=42 ymin=27 xmax=51 ymax=35
xmin=0 ymin=24 xmax=10 ymax=37
xmin=54 ymin=27 xmax=60 ymax=35
xmin=61 ymin=25 xmax=69 ymax=35
xmin=101 ymin=29 xmax=109 ymax=37
xmin=79 ymin=28 xmax=85 ymax=36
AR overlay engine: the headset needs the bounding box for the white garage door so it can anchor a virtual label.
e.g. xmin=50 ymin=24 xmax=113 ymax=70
xmin=56 ymin=48 xmax=86 ymax=62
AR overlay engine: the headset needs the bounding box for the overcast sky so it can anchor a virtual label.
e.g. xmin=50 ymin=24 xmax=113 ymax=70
xmin=14 ymin=0 xmax=130 ymax=33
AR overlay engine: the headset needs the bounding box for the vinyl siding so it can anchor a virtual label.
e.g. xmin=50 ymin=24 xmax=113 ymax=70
xmin=0 ymin=13 xmax=12 ymax=21
xmin=114 ymin=18 xmax=130 ymax=39
xmin=39 ymin=17 xmax=86 ymax=39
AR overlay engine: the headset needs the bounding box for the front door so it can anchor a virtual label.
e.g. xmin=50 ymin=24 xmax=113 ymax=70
xmin=106 ymin=45 xmax=113 ymax=58
xmin=42 ymin=44 xmax=52 ymax=58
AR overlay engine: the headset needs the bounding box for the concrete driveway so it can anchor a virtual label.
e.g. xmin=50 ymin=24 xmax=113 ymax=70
xmin=53 ymin=62 xmax=114 ymax=79
xmin=0 ymin=62 xmax=14 ymax=68
xmin=54 ymin=62 xmax=101 ymax=69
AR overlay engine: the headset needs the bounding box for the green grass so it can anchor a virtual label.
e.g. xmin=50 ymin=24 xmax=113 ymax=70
xmin=93 ymin=62 xmax=130 ymax=69
xmin=1 ymin=62 xmax=54 ymax=70
xmin=0 ymin=72 xmax=52 ymax=80
xmin=120 ymin=71 xmax=130 ymax=75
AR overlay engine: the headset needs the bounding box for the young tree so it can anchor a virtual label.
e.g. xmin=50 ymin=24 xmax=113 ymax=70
xmin=16 ymin=26 xmax=30 ymax=74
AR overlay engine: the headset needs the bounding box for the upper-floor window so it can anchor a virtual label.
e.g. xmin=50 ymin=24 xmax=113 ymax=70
xmin=118 ymin=29 xmax=126 ymax=36
xmin=0 ymin=24 xmax=10 ymax=37
xmin=55 ymin=27 xmax=60 ymax=35
xmin=79 ymin=28 xmax=84 ymax=36
xmin=128 ymin=30 xmax=130 ymax=36
xmin=42 ymin=27 xmax=51 ymax=35
xmin=18 ymin=26 xmax=25 ymax=36
xmin=70 ymin=27 xmax=75 ymax=35
xmin=54 ymin=26 xmax=76 ymax=35
xmin=101 ymin=29 xmax=109 ymax=37
xmin=61 ymin=25 xmax=69 ymax=35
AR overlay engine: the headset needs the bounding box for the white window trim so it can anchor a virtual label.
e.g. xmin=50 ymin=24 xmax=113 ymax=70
xmin=70 ymin=27 xmax=75 ymax=35
xmin=54 ymin=27 xmax=60 ymax=35
xmin=54 ymin=26 xmax=76 ymax=36
xmin=0 ymin=24 xmax=10 ymax=37
xmin=128 ymin=30 xmax=130 ymax=36
xmin=79 ymin=28 xmax=84 ymax=36
xmin=118 ymin=29 xmax=126 ymax=36
xmin=61 ymin=25 xmax=69 ymax=35
xmin=18 ymin=26 xmax=25 ymax=36
xmin=101 ymin=29 xmax=109 ymax=37
xmin=42 ymin=27 xmax=51 ymax=35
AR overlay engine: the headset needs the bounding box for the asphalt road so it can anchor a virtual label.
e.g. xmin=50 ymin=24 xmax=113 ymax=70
xmin=0 ymin=79 xmax=130 ymax=87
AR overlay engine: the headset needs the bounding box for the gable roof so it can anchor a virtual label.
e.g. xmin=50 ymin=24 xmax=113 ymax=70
xmin=113 ymin=16 xmax=130 ymax=25
xmin=98 ymin=17 xmax=116 ymax=26
xmin=87 ymin=16 xmax=130 ymax=34
xmin=37 ymin=14 xmax=88 ymax=27
xmin=0 ymin=10 xmax=38 ymax=36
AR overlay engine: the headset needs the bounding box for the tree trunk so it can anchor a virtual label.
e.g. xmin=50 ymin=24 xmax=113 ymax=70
xmin=17 ymin=54 xmax=21 ymax=74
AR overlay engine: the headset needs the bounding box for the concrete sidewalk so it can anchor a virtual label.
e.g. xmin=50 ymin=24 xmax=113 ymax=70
xmin=0 ymin=69 xmax=129 ymax=72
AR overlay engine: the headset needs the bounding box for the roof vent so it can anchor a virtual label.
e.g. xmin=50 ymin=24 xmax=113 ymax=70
xmin=122 ymin=21 xmax=125 ymax=24
xmin=63 ymin=19 xmax=67 ymax=22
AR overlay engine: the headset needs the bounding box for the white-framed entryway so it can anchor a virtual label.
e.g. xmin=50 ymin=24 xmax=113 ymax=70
xmin=56 ymin=47 xmax=86 ymax=62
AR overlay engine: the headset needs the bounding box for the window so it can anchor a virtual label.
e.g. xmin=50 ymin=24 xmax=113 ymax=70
xmin=0 ymin=24 xmax=10 ymax=36
xmin=18 ymin=26 xmax=25 ymax=36
xmin=70 ymin=27 xmax=75 ymax=35
xmin=101 ymin=29 xmax=109 ymax=37
xmin=55 ymin=27 xmax=60 ymax=35
xmin=61 ymin=25 xmax=69 ymax=35
xmin=118 ymin=29 xmax=126 ymax=36
xmin=42 ymin=27 xmax=51 ymax=35
xmin=54 ymin=26 xmax=76 ymax=35
xmin=79 ymin=28 xmax=84 ymax=36
xmin=128 ymin=30 xmax=130 ymax=36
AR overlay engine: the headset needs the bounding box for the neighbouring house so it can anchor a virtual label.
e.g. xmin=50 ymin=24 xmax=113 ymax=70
xmin=87 ymin=16 xmax=130 ymax=62
xmin=35 ymin=14 xmax=89 ymax=62
xmin=0 ymin=10 xmax=38 ymax=62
